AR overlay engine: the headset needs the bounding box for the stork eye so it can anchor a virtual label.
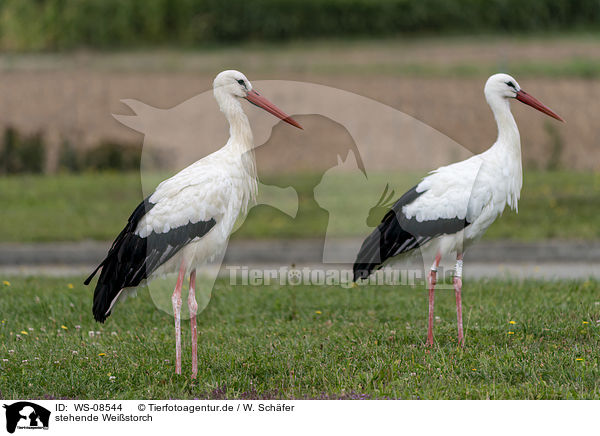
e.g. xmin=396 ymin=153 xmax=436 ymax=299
xmin=237 ymin=79 xmax=245 ymax=86
xmin=506 ymin=81 xmax=516 ymax=89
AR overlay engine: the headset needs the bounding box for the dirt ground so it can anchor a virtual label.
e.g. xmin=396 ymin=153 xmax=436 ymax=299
xmin=0 ymin=38 xmax=598 ymax=172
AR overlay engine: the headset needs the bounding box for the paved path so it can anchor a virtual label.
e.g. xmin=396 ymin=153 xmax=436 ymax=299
xmin=2 ymin=239 xmax=600 ymax=265
xmin=2 ymin=262 xmax=598 ymax=281
xmin=0 ymin=240 xmax=598 ymax=279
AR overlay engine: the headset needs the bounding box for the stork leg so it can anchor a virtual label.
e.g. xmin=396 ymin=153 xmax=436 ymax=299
xmin=188 ymin=269 xmax=198 ymax=379
xmin=427 ymin=252 xmax=442 ymax=347
xmin=454 ymin=253 xmax=464 ymax=346
xmin=172 ymin=259 xmax=186 ymax=375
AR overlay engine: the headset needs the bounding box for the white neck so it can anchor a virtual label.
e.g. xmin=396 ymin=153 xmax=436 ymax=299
xmin=486 ymin=94 xmax=523 ymax=210
xmin=213 ymin=88 xmax=258 ymax=208
xmin=215 ymin=90 xmax=254 ymax=152
xmin=488 ymin=96 xmax=520 ymax=149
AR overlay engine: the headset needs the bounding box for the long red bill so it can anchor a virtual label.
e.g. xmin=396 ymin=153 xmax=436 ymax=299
xmin=516 ymin=90 xmax=564 ymax=122
xmin=244 ymin=90 xmax=303 ymax=129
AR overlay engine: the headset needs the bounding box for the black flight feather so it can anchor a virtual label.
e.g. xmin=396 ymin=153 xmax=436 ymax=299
xmin=85 ymin=197 xmax=216 ymax=322
xmin=353 ymin=185 xmax=469 ymax=281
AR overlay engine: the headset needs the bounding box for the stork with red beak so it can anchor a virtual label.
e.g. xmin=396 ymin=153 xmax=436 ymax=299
xmin=85 ymin=70 xmax=302 ymax=378
xmin=353 ymin=73 xmax=563 ymax=346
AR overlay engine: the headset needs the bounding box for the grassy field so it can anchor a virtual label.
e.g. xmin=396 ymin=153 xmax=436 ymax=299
xmin=1 ymin=170 xmax=599 ymax=242
xmin=0 ymin=276 xmax=599 ymax=399
xmin=3 ymin=37 xmax=599 ymax=173
xmin=6 ymin=37 xmax=600 ymax=78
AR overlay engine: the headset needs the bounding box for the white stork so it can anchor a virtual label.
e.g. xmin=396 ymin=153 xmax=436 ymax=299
xmin=353 ymin=73 xmax=563 ymax=346
xmin=85 ymin=70 xmax=302 ymax=378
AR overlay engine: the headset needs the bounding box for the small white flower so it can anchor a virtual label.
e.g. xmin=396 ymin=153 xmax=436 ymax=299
xmin=88 ymin=331 xmax=95 ymax=337
xmin=72 ymin=351 xmax=78 ymax=355
xmin=111 ymin=332 xmax=117 ymax=336
xmin=8 ymin=350 xmax=14 ymax=354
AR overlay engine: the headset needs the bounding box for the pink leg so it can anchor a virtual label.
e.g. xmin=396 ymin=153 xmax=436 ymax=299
xmin=188 ymin=269 xmax=198 ymax=379
xmin=172 ymin=259 xmax=186 ymax=375
xmin=454 ymin=253 xmax=464 ymax=346
xmin=426 ymin=252 xmax=442 ymax=347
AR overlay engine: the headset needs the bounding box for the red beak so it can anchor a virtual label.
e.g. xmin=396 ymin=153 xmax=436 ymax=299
xmin=516 ymin=90 xmax=564 ymax=122
xmin=244 ymin=90 xmax=303 ymax=129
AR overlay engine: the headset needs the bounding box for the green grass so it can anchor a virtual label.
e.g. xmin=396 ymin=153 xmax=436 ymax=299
xmin=1 ymin=170 xmax=599 ymax=242
xmin=0 ymin=172 xmax=144 ymax=242
xmin=309 ymin=58 xmax=600 ymax=79
xmin=5 ymin=37 xmax=600 ymax=79
xmin=1 ymin=277 xmax=600 ymax=399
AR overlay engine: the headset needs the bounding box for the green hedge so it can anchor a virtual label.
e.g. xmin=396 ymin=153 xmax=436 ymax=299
xmin=0 ymin=128 xmax=45 ymax=174
xmin=1 ymin=0 xmax=600 ymax=50
xmin=0 ymin=127 xmax=142 ymax=174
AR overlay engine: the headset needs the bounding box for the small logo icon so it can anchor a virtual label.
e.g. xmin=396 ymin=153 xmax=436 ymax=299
xmin=2 ymin=402 xmax=50 ymax=433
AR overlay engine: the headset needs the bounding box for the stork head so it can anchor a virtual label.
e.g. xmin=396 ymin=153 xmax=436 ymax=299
xmin=484 ymin=73 xmax=564 ymax=122
xmin=213 ymin=70 xmax=302 ymax=129
xmin=214 ymin=70 xmax=253 ymax=98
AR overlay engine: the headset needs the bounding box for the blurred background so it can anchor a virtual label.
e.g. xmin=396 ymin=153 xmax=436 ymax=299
xmin=1 ymin=0 xmax=599 ymax=254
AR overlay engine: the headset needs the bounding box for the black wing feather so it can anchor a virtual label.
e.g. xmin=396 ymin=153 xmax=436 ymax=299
xmin=85 ymin=197 xmax=216 ymax=322
xmin=353 ymin=185 xmax=469 ymax=281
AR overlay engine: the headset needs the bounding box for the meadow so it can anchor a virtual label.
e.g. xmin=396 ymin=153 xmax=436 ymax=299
xmin=1 ymin=21 xmax=599 ymax=403
xmin=0 ymin=276 xmax=599 ymax=399
xmin=1 ymin=170 xmax=599 ymax=242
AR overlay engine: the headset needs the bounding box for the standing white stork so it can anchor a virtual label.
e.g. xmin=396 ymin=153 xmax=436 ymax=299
xmin=85 ymin=70 xmax=302 ymax=378
xmin=353 ymin=73 xmax=563 ymax=346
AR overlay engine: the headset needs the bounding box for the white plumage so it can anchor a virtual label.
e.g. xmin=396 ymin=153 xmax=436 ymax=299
xmin=354 ymin=73 xmax=563 ymax=346
xmin=136 ymin=141 xmax=257 ymax=274
xmin=86 ymin=69 xmax=301 ymax=378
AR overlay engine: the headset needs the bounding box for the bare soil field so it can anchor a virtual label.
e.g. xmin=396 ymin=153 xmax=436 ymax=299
xmin=0 ymin=37 xmax=598 ymax=172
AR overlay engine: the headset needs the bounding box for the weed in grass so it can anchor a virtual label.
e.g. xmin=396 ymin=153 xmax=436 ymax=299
xmin=1 ymin=277 xmax=599 ymax=399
